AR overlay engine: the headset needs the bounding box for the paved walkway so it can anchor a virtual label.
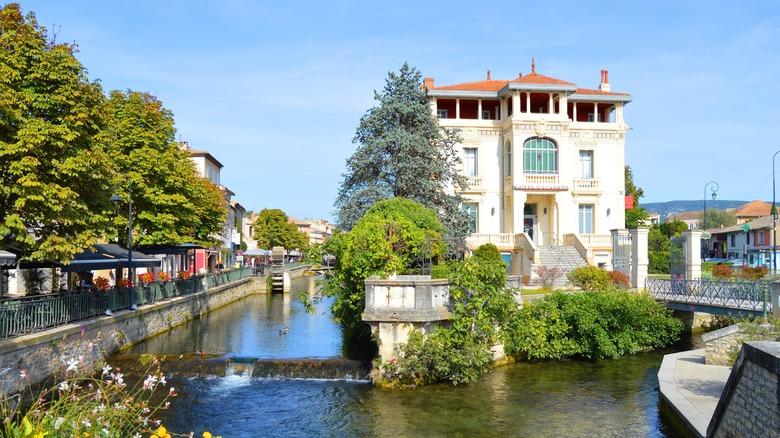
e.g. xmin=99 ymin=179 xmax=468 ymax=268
xmin=657 ymin=348 xmax=732 ymax=438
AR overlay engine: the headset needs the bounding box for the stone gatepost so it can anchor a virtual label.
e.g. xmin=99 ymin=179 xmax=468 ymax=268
xmin=362 ymin=275 xmax=452 ymax=363
xmin=772 ymin=280 xmax=780 ymax=319
xmin=629 ymin=227 xmax=649 ymax=290
xmin=681 ymin=230 xmax=702 ymax=280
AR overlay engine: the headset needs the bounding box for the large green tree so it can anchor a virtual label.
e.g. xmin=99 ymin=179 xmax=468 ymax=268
xmin=323 ymin=198 xmax=444 ymax=329
xmin=699 ymin=208 xmax=736 ymax=230
xmin=251 ymin=209 xmax=308 ymax=251
xmin=101 ymin=90 xmax=224 ymax=248
xmin=335 ymin=63 xmax=469 ymax=239
xmin=0 ymin=4 xmax=113 ymax=262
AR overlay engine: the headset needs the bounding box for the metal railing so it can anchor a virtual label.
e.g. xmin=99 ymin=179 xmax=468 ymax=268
xmin=647 ymin=278 xmax=772 ymax=312
xmin=0 ymin=266 xmax=253 ymax=339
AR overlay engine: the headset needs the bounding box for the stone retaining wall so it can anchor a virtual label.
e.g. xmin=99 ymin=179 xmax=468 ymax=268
xmin=0 ymin=277 xmax=264 ymax=394
xmin=708 ymin=341 xmax=780 ymax=437
xmin=702 ymin=324 xmax=744 ymax=366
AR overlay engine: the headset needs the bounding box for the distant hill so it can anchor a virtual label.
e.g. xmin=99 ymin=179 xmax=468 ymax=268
xmin=639 ymin=200 xmax=763 ymax=217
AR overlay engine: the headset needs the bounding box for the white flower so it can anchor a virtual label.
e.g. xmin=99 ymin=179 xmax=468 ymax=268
xmin=143 ymin=374 xmax=158 ymax=390
xmin=65 ymin=358 xmax=79 ymax=373
xmin=82 ymin=419 xmax=91 ymax=427
xmin=133 ymin=434 xmax=142 ymax=438
xmin=53 ymin=417 xmax=65 ymax=430
xmin=158 ymin=375 xmax=167 ymax=386
xmin=58 ymin=381 xmax=69 ymax=391
xmin=102 ymin=364 xmax=112 ymax=375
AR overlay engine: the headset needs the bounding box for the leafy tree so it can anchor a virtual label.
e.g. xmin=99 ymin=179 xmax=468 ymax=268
xmin=659 ymin=219 xmax=688 ymax=238
xmin=624 ymin=166 xmax=649 ymax=227
xmin=102 ymin=90 xmax=224 ymax=248
xmin=648 ymin=226 xmax=670 ymax=252
xmin=322 ymin=198 xmax=444 ymax=329
xmin=251 ymin=209 xmax=308 ymax=251
xmin=699 ymin=208 xmax=736 ymax=230
xmin=335 ymin=63 xmax=469 ymax=240
xmin=0 ymin=4 xmax=113 ymax=262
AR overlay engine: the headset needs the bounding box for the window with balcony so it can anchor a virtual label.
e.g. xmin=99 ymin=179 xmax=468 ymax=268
xmin=462 ymin=203 xmax=478 ymax=234
xmin=524 ymin=138 xmax=557 ymax=174
xmin=578 ymin=205 xmax=593 ymax=234
xmin=579 ymin=151 xmax=593 ymax=179
xmin=464 ymin=148 xmax=477 ymax=177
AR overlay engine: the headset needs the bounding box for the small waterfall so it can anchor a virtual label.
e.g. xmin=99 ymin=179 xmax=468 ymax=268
xmin=225 ymin=357 xmax=257 ymax=378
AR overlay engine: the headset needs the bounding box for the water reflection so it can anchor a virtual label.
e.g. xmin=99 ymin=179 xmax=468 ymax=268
xmin=123 ymin=276 xmax=342 ymax=359
xmin=120 ymin=276 xmax=693 ymax=437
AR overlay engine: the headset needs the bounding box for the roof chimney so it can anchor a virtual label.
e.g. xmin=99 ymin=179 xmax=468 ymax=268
xmin=179 ymin=141 xmax=190 ymax=150
xmin=599 ymin=70 xmax=611 ymax=92
xmin=423 ymin=77 xmax=434 ymax=89
xmin=487 ymin=70 xmax=491 ymax=80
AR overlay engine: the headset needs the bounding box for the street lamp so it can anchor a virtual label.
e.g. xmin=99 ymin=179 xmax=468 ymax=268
xmin=656 ymin=205 xmax=667 ymax=224
xmin=110 ymin=193 xmax=136 ymax=310
xmin=703 ymin=181 xmax=719 ymax=259
xmin=773 ymin=151 xmax=780 ymax=274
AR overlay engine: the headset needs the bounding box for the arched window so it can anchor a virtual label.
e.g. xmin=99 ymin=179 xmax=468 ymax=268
xmin=523 ymin=138 xmax=557 ymax=174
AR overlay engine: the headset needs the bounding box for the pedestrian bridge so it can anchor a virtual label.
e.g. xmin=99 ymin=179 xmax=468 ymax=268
xmin=646 ymin=278 xmax=774 ymax=318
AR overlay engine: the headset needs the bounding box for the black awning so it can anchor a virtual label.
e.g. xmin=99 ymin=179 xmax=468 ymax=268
xmin=136 ymin=243 xmax=203 ymax=255
xmin=60 ymin=244 xmax=161 ymax=272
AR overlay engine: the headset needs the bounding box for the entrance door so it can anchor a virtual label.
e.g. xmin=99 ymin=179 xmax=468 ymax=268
xmin=523 ymin=216 xmax=537 ymax=245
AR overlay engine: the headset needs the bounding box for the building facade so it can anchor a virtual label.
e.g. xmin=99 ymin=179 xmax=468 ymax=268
xmin=426 ymin=61 xmax=631 ymax=275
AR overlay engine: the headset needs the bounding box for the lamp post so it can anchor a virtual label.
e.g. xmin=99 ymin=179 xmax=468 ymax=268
xmin=773 ymin=151 xmax=780 ymax=274
xmin=703 ymin=181 xmax=719 ymax=259
xmin=656 ymin=205 xmax=667 ymax=225
xmin=110 ymin=192 xmax=135 ymax=310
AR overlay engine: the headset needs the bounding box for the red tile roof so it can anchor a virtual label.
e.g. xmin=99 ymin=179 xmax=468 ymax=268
xmin=430 ymin=78 xmax=509 ymax=92
xmin=508 ymin=72 xmax=575 ymax=86
xmin=573 ymin=87 xmax=632 ymax=97
xmin=732 ymin=200 xmax=772 ymax=217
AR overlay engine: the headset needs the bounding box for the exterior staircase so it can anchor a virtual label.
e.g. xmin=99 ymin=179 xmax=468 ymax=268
xmin=536 ymin=245 xmax=588 ymax=288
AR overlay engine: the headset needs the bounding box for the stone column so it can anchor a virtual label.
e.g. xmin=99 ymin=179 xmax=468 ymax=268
xmin=629 ymin=227 xmax=648 ymax=290
xmin=772 ymin=280 xmax=780 ymax=318
xmin=682 ymin=230 xmax=702 ymax=280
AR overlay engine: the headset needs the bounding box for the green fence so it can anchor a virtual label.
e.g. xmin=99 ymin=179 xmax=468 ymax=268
xmin=0 ymin=266 xmax=253 ymax=339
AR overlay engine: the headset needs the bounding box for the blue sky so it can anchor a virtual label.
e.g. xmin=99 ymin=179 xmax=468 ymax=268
xmin=16 ymin=0 xmax=780 ymax=220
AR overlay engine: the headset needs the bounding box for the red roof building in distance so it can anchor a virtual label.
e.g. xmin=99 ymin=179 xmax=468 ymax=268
xmin=425 ymin=59 xmax=632 ymax=271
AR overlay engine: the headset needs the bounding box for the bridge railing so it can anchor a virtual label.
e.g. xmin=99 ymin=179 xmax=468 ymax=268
xmin=646 ymin=278 xmax=772 ymax=312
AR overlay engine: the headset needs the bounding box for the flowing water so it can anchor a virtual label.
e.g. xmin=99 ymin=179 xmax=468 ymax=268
xmin=113 ymin=276 xmax=697 ymax=437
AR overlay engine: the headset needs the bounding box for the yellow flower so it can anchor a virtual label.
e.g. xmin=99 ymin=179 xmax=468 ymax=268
xmin=152 ymin=426 xmax=171 ymax=438
xmin=203 ymin=433 xmax=213 ymax=438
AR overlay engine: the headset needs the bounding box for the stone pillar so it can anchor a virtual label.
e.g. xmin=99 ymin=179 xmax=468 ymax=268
xmin=629 ymin=227 xmax=648 ymax=290
xmin=682 ymin=230 xmax=702 ymax=280
xmin=772 ymin=280 xmax=780 ymax=318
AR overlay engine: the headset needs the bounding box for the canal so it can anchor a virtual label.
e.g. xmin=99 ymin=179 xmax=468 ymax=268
xmin=113 ymin=276 xmax=698 ymax=437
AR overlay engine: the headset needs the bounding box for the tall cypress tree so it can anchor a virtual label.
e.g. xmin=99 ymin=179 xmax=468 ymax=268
xmin=335 ymin=63 xmax=469 ymax=240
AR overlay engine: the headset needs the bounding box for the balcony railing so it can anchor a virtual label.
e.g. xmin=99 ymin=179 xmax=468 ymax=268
xmin=515 ymin=174 xmax=568 ymax=191
xmin=466 ymin=176 xmax=483 ymax=190
xmin=573 ymin=178 xmax=600 ymax=191
xmin=466 ymin=233 xmax=515 ymax=248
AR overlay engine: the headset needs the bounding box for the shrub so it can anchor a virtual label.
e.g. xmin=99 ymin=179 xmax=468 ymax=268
xmin=607 ymin=270 xmax=630 ymax=289
xmin=648 ymin=251 xmax=670 ymax=274
xmin=566 ymin=266 xmax=610 ymax=291
xmin=711 ymin=264 xmax=733 ymax=278
xmin=533 ymin=265 xmax=566 ymax=290
xmin=431 ymin=264 xmax=449 ymax=279
xmin=738 ymin=266 xmax=767 ymax=279
xmin=503 ymin=289 xmax=684 ymax=360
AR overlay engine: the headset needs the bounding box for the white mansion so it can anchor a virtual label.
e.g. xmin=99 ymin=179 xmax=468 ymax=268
xmin=426 ymin=61 xmax=632 ymax=278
